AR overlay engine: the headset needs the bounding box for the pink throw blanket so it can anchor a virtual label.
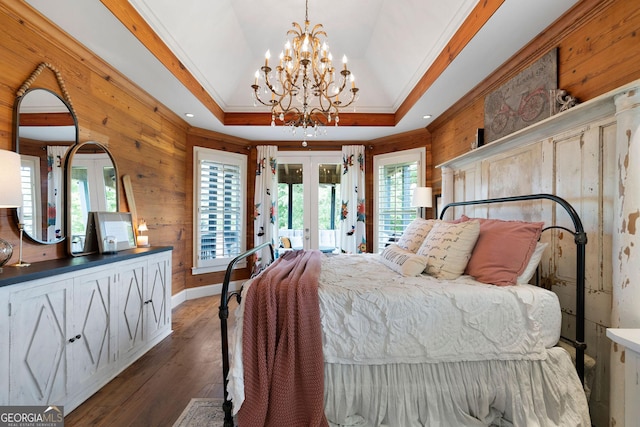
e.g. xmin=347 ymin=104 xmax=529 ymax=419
xmin=238 ymin=249 xmax=328 ymax=427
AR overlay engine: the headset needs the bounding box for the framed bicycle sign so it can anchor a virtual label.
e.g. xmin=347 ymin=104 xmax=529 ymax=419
xmin=484 ymin=48 xmax=558 ymax=143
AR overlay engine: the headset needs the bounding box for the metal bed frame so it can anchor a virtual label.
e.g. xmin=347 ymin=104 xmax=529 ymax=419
xmin=439 ymin=193 xmax=587 ymax=384
xmin=218 ymin=242 xmax=274 ymax=427
xmin=218 ymin=193 xmax=587 ymax=426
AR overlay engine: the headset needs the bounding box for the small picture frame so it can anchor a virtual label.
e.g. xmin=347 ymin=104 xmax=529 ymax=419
xmin=92 ymin=211 xmax=137 ymax=253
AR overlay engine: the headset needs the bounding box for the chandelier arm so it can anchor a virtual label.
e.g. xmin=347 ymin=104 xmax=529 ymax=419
xmin=314 ymin=87 xmax=334 ymax=112
xmin=285 ymin=66 xmax=302 ymax=93
xmin=309 ymin=106 xmax=331 ymax=120
xmin=254 ymin=97 xmax=275 ymax=108
xmin=277 ymin=92 xmax=297 ymax=117
xmin=310 ymin=25 xmax=326 ymax=38
xmin=289 ymin=22 xmax=303 ymax=36
xmin=261 ymin=70 xmax=286 ymax=98
xmin=335 ymin=93 xmax=358 ymax=109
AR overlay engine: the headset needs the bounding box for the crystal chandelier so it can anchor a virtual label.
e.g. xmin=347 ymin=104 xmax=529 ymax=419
xmin=251 ymin=0 xmax=359 ymax=145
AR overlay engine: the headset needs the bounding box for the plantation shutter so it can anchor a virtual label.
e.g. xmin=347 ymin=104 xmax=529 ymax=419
xmin=373 ymin=148 xmax=424 ymax=253
xmin=194 ymin=147 xmax=246 ymax=271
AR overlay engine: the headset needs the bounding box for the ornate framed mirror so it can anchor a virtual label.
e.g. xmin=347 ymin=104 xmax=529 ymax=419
xmin=66 ymin=141 xmax=119 ymax=256
xmin=14 ymin=63 xmax=79 ymax=245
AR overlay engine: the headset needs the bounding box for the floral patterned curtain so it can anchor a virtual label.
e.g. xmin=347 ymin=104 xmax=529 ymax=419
xmin=339 ymin=145 xmax=366 ymax=253
xmin=253 ymin=145 xmax=278 ymax=269
xmin=47 ymin=145 xmax=69 ymax=241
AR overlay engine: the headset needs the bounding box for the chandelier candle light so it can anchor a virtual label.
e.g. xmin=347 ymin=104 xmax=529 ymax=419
xmin=251 ymin=0 xmax=359 ymax=146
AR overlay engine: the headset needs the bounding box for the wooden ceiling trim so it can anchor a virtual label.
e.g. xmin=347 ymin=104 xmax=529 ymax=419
xmin=394 ymin=0 xmax=505 ymax=124
xmin=1 ymin=1 xmax=188 ymax=131
xmin=98 ymin=0 xmax=502 ymax=129
xmin=100 ymin=0 xmax=225 ymax=123
xmin=223 ymin=112 xmax=396 ymax=127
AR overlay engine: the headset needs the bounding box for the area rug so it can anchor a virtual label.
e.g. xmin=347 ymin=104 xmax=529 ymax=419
xmin=173 ymin=398 xmax=232 ymax=427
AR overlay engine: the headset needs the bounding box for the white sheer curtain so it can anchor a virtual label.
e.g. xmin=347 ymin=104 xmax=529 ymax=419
xmin=339 ymin=145 xmax=366 ymax=253
xmin=46 ymin=145 xmax=69 ymax=241
xmin=253 ymin=145 xmax=278 ymax=269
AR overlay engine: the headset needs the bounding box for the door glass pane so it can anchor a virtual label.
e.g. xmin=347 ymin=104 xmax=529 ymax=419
xmin=318 ymin=163 xmax=340 ymax=253
xmin=19 ymin=160 xmax=38 ymax=237
xmin=102 ymin=166 xmax=117 ymax=212
xmin=70 ymin=166 xmax=90 ymax=237
xmin=277 ymin=163 xmax=304 ymax=250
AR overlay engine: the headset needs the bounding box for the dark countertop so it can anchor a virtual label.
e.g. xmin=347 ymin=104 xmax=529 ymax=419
xmin=0 ymin=246 xmax=173 ymax=288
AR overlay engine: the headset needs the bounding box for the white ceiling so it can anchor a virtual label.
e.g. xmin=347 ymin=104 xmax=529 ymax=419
xmin=24 ymin=0 xmax=579 ymax=143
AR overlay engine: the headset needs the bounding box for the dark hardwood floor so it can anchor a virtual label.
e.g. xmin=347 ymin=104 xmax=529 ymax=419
xmin=64 ymin=295 xmax=235 ymax=427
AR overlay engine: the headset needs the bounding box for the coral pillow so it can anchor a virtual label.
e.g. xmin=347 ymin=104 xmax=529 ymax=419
xmin=379 ymin=244 xmax=429 ymax=276
xmin=463 ymin=217 xmax=544 ymax=286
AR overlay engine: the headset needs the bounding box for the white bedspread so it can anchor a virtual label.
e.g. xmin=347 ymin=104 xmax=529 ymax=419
xmin=319 ymin=253 xmax=561 ymax=364
xmin=227 ymin=252 xmax=566 ymax=418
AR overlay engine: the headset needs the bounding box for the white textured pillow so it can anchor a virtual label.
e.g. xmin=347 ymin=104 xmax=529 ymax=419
xmin=416 ymin=220 xmax=480 ymax=279
xmin=379 ymin=244 xmax=429 ymax=276
xmin=396 ymin=218 xmax=436 ymax=252
xmin=516 ymin=242 xmax=548 ymax=284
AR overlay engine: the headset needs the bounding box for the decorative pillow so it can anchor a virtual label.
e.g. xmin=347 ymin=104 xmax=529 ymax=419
xmin=463 ymin=217 xmax=544 ymax=286
xmin=396 ymin=218 xmax=436 ymax=252
xmin=517 ymin=242 xmax=548 ymax=284
xmin=379 ymin=244 xmax=429 ymax=276
xmin=416 ymin=220 xmax=480 ymax=279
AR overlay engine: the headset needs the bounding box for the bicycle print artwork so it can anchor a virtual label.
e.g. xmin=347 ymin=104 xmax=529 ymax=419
xmin=484 ymin=48 xmax=558 ymax=143
xmin=488 ymin=86 xmax=548 ymax=136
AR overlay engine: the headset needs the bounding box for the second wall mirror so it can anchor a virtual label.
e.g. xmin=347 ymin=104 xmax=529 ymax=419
xmin=66 ymin=141 xmax=119 ymax=256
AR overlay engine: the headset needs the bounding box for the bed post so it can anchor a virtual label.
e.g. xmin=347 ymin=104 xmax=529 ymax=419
xmin=439 ymin=193 xmax=587 ymax=384
xmin=574 ymin=226 xmax=587 ymax=383
xmin=218 ymin=242 xmax=274 ymax=427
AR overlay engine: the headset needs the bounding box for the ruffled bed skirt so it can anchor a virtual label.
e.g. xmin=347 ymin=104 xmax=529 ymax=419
xmin=323 ymin=347 xmax=590 ymax=427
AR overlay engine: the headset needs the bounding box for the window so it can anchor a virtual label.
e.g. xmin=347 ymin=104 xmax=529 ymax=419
xmin=193 ymin=147 xmax=246 ymax=273
xmin=373 ymin=148 xmax=425 ymax=253
xmin=19 ymin=155 xmax=41 ymax=237
xmin=70 ymin=153 xmax=117 ymax=241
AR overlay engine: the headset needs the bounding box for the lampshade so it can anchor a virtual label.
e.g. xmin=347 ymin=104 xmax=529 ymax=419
xmin=412 ymin=187 xmax=433 ymax=208
xmin=0 ymin=150 xmax=23 ymax=208
xmin=138 ymin=221 xmax=148 ymax=233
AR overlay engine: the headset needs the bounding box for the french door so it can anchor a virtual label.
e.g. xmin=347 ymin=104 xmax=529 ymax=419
xmin=277 ymin=152 xmax=341 ymax=252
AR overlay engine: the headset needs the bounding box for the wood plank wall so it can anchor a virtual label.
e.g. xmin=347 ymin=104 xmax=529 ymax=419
xmin=1 ymin=0 xmax=639 ymax=295
xmin=0 ymin=1 xmax=190 ymax=294
xmin=429 ymin=0 xmax=640 ymax=191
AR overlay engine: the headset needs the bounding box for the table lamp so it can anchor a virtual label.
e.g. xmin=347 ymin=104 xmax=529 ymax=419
xmin=137 ymin=220 xmax=149 ymax=247
xmin=0 ymin=149 xmax=26 ymax=270
xmin=411 ymin=186 xmax=433 ymax=219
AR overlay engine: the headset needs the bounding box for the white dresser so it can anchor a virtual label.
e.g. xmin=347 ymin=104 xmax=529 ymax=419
xmin=607 ymin=328 xmax=640 ymax=427
xmin=0 ymin=247 xmax=172 ymax=414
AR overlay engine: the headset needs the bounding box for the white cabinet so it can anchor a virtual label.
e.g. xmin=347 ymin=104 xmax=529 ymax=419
xmin=607 ymin=328 xmax=640 ymax=427
xmin=9 ymin=279 xmax=72 ymax=406
xmin=0 ymin=248 xmax=172 ymax=413
xmin=69 ymin=267 xmax=118 ymax=403
xmin=145 ymin=254 xmax=171 ymax=342
xmin=117 ymin=253 xmax=171 ymax=362
xmin=117 ymin=260 xmax=146 ymax=360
